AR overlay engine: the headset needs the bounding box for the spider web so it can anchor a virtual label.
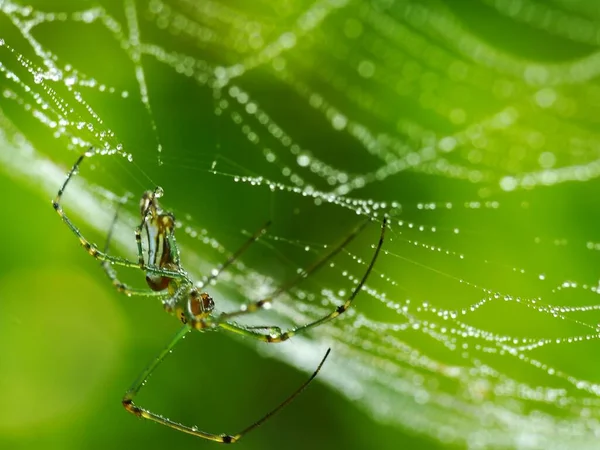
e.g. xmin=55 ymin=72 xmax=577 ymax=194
xmin=2 ymin=0 xmax=600 ymax=448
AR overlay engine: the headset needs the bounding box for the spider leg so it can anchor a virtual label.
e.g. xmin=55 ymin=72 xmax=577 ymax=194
xmin=244 ymin=325 xmax=283 ymax=335
xmin=101 ymin=194 xmax=170 ymax=298
xmin=218 ymin=216 xmax=375 ymax=321
xmin=122 ymin=325 xmax=330 ymax=443
xmin=200 ymin=220 xmax=272 ymax=288
xmin=230 ymin=348 xmax=330 ymax=441
xmin=52 ymin=152 xmax=187 ymax=281
xmin=217 ymin=217 xmax=387 ymax=343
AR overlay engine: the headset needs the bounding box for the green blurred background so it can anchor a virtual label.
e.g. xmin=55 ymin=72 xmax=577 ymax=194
xmin=2 ymin=0 xmax=600 ymax=449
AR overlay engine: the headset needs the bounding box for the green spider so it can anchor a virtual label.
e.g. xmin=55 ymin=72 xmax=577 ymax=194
xmin=53 ymin=150 xmax=387 ymax=443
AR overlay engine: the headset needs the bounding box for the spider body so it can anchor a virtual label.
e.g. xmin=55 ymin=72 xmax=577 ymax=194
xmin=53 ymin=151 xmax=386 ymax=443
xmin=139 ymin=190 xmax=179 ymax=292
xmin=137 ymin=190 xmax=215 ymax=326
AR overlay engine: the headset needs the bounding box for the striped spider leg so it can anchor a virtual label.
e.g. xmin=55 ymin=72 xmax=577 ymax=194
xmin=54 ymin=150 xmax=386 ymax=443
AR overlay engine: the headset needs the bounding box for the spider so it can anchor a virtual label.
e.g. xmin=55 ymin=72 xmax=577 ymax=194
xmin=52 ymin=150 xmax=387 ymax=443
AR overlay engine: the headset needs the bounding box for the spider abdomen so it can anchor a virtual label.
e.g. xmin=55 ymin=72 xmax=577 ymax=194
xmin=146 ymin=274 xmax=171 ymax=291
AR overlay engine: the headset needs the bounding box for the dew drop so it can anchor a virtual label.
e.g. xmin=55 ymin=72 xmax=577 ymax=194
xmin=297 ymin=154 xmax=310 ymax=167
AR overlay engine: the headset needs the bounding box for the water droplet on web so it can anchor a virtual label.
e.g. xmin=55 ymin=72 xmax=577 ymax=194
xmin=0 ymin=39 xmax=5 ymax=46
xmin=331 ymin=113 xmax=347 ymax=130
xmin=297 ymin=154 xmax=310 ymax=167
xmin=65 ymin=75 xmax=77 ymax=86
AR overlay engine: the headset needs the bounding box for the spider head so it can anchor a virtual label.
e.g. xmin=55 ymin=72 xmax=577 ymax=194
xmin=188 ymin=289 xmax=214 ymax=319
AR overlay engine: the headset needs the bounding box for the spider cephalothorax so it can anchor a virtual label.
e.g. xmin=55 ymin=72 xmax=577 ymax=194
xmin=188 ymin=290 xmax=215 ymax=318
xmin=164 ymin=288 xmax=215 ymax=325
